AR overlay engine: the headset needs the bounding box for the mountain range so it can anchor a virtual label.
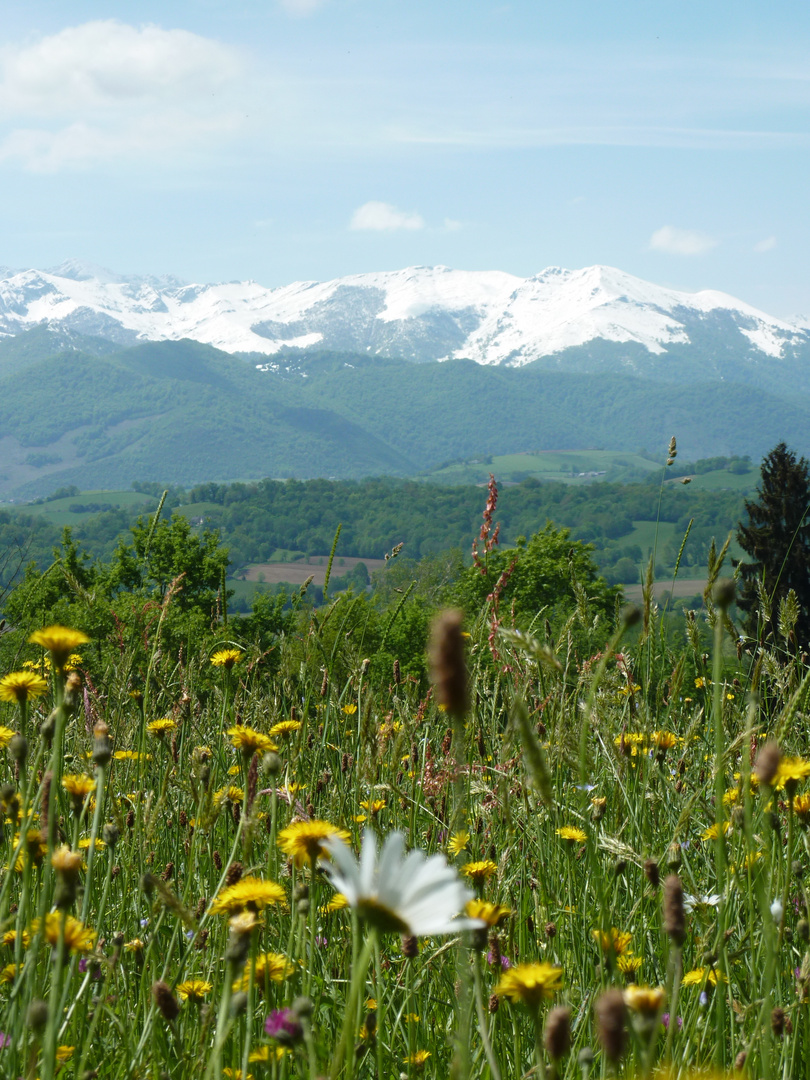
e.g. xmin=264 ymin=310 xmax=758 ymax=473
xmin=0 ymin=260 xmax=809 ymax=499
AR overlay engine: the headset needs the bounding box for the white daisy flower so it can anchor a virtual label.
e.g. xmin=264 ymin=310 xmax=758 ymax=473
xmin=683 ymin=892 xmax=722 ymax=915
xmin=321 ymin=829 xmax=484 ymax=936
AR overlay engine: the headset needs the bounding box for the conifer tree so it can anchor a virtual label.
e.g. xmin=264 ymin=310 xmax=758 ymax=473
xmin=736 ymin=442 xmax=810 ymax=642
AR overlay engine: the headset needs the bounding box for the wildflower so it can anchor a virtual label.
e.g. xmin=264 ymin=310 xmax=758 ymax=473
xmin=448 ymin=830 xmax=470 ymax=856
xmin=78 ymin=838 xmax=105 ymax=851
xmin=227 ymin=726 xmax=277 ymax=755
xmin=234 ymin=952 xmax=295 ymax=993
xmin=147 ymin=718 xmax=176 ymax=738
xmin=624 ymin=985 xmax=666 ymax=1015
xmin=794 ymin=794 xmax=810 ymax=821
xmin=652 ymin=731 xmax=679 ymax=750
xmin=176 ymin=980 xmax=212 ymax=1003
xmin=461 ymin=859 xmax=498 ymax=885
xmin=0 ymin=727 xmax=17 ymax=750
xmin=269 ymin=720 xmax=301 ymax=738
xmin=684 ymin=892 xmax=722 ymax=915
xmin=29 ymin=626 xmax=90 ymax=668
xmin=325 ymin=893 xmax=349 ymax=913
xmin=249 ymin=1046 xmax=286 ymax=1063
xmin=342 ymin=703 xmax=357 ymax=716
xmin=210 ymin=877 xmax=286 ymax=916
xmin=359 ymin=799 xmax=386 ymax=815
xmin=114 ymin=750 xmax=150 ymax=761
xmin=617 ymin=955 xmax=643 ymax=976
xmin=210 ymin=649 xmax=243 ymax=670
xmin=215 ymin=786 xmax=245 ymax=807
xmin=321 ymin=829 xmax=483 ymax=936
xmin=465 ymin=899 xmax=512 ymax=927
xmin=55 ymin=1046 xmax=74 ymax=1062
xmin=278 ymin=820 xmax=351 ymax=868
xmin=494 ymin=961 xmax=564 ymax=1007
xmin=404 ymin=1051 xmax=431 ymax=1068
xmin=770 ymin=897 xmax=784 ymax=922
xmin=592 ymin=928 xmax=632 ymax=956
xmin=774 ymin=757 xmax=810 ymax=791
xmin=694 ymin=677 xmax=706 ymax=689
xmin=31 ymin=913 xmax=95 ymax=954
xmin=62 ymin=774 xmax=95 ymax=812
xmin=701 ymin=821 xmax=731 ymax=841
xmin=124 ymin=939 xmax=145 ymax=953
xmin=265 ymin=1007 xmax=303 ymax=1045
xmin=681 ymin=967 xmax=728 ymax=987
xmin=0 ymin=963 xmax=18 ymax=983
xmin=556 ymin=826 xmax=586 ymax=844
xmin=0 ymin=671 xmax=48 ymax=704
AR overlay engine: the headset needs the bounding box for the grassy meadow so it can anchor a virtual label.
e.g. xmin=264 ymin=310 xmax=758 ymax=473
xmin=0 ymin=474 xmax=806 ymax=1080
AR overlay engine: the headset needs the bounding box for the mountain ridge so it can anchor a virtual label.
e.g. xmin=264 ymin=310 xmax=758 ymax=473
xmin=0 ymin=262 xmax=806 ymax=373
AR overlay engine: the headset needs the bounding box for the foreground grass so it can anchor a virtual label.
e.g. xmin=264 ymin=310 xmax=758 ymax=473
xmin=0 ymin=577 xmax=807 ymax=1080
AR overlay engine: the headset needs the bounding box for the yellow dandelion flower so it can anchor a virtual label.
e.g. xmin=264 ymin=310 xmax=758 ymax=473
xmin=722 ymin=788 xmax=740 ymax=806
xmin=701 ymin=821 xmax=731 ymax=841
xmin=0 ymin=671 xmax=48 ymax=704
xmin=448 ymin=830 xmax=470 ymax=856
xmin=617 ymin=954 xmax=643 ymax=975
xmin=211 ymin=649 xmax=243 ymax=670
xmin=774 ymin=757 xmax=810 ymax=790
xmin=269 ymin=720 xmax=302 ymax=738
xmin=404 ymin=1051 xmax=431 ymax=1068
xmin=324 ymin=892 xmax=349 ymax=913
xmin=249 ymin=1046 xmax=286 ymax=1063
xmin=624 ymin=985 xmax=666 ymax=1015
xmin=0 ymin=726 xmax=17 ymax=749
xmin=78 ymin=838 xmax=106 ymax=852
xmin=592 ymin=928 xmax=632 ymax=956
xmin=682 ymin=967 xmax=727 ymax=987
xmin=215 ymin=785 xmax=244 ymax=807
xmin=124 ymin=939 xmax=145 ymax=953
xmin=359 ymin=799 xmax=386 ymax=815
xmin=55 ymin=1045 xmax=74 ymax=1062
xmin=114 ymin=750 xmax=151 ymax=761
xmin=278 ymin=820 xmax=351 ymax=867
xmin=227 ymin=726 xmax=277 ymax=755
xmin=176 ymin=979 xmax=212 ymax=1003
xmin=29 ymin=625 xmax=89 ymax=667
xmin=793 ymin=794 xmax=810 ymax=820
xmin=62 ymin=775 xmax=95 ymax=809
xmin=63 ymin=654 xmax=83 ymax=671
xmin=146 ymin=718 xmax=176 ymax=737
xmin=461 ymin=859 xmax=498 ymax=885
xmin=210 ymin=877 xmax=286 ymax=916
xmin=342 ymin=703 xmax=357 ymax=715
xmin=652 ymin=731 xmax=679 ymax=750
xmin=694 ymin=677 xmax=706 ymax=689
xmin=465 ymin=899 xmax=511 ymax=927
xmin=0 ymin=962 xmax=18 ymax=983
xmin=31 ymin=913 xmax=95 ymax=954
xmin=233 ymin=951 xmax=295 ymax=993
xmin=495 ymin=961 xmax=564 ymax=1006
xmin=556 ymin=826 xmax=587 ymax=844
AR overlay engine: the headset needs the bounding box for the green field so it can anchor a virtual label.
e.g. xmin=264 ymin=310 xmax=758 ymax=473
xmin=423 ymin=449 xmax=662 ymax=486
xmin=20 ymin=488 xmax=157 ymax=527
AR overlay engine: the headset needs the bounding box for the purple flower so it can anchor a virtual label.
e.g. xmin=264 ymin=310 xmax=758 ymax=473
xmin=486 ymin=951 xmax=511 ymax=969
xmin=0 ymin=1032 xmax=8 ymax=1048
xmin=661 ymin=1013 xmax=683 ymax=1030
xmin=265 ymin=1008 xmax=303 ymax=1045
xmin=78 ymin=959 xmax=101 ymax=980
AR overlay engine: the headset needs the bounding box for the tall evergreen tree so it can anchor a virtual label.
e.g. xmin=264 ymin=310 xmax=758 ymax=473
xmin=736 ymin=443 xmax=810 ymax=642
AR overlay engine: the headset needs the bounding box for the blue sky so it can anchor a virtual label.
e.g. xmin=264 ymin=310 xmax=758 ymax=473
xmin=1 ymin=0 xmax=809 ymax=316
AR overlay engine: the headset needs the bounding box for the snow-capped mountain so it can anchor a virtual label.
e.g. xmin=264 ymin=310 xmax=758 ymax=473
xmin=0 ymin=260 xmax=806 ymax=369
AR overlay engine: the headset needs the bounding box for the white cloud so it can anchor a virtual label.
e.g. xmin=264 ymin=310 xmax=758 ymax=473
xmin=0 ymin=21 xmax=241 ymax=114
xmin=443 ymin=218 xmax=462 ymax=231
xmin=350 ymin=201 xmax=425 ymax=232
xmin=754 ymin=235 xmax=777 ymax=253
xmin=649 ymin=225 xmax=718 ymax=256
xmin=0 ymin=22 xmax=245 ymax=170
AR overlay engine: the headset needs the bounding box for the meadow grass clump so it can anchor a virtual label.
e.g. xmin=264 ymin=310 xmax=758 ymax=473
xmin=1 ymin=515 xmax=810 ymax=1080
